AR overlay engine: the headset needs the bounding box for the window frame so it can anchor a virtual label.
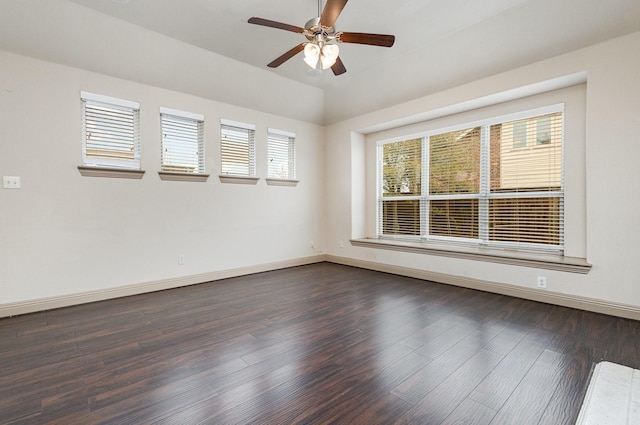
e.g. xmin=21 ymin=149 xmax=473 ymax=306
xmin=159 ymin=107 xmax=205 ymax=176
xmin=219 ymin=119 xmax=256 ymax=180
xmin=267 ymin=128 xmax=296 ymax=180
xmin=377 ymin=103 xmax=565 ymax=254
xmin=80 ymin=91 xmax=141 ymax=170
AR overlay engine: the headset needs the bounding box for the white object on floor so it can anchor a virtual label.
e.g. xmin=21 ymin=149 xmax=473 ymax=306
xmin=576 ymin=361 xmax=640 ymax=425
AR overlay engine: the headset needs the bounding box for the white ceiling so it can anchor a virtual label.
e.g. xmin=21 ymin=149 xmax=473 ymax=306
xmin=66 ymin=0 xmax=640 ymax=88
xmin=2 ymin=0 xmax=640 ymax=123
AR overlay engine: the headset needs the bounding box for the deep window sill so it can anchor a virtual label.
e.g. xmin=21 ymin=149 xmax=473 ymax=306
xmin=218 ymin=175 xmax=259 ymax=185
xmin=78 ymin=166 xmax=145 ymax=179
xmin=266 ymin=178 xmax=299 ymax=187
xmin=350 ymin=238 xmax=591 ymax=274
xmin=158 ymin=171 xmax=209 ymax=182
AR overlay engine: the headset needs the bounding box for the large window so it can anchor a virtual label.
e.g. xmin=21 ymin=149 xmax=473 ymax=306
xmin=160 ymin=108 xmax=204 ymax=174
xmin=220 ymin=120 xmax=256 ymax=176
xmin=267 ymin=128 xmax=296 ymax=180
xmin=81 ymin=91 xmax=140 ymax=169
xmin=378 ymin=105 xmax=564 ymax=253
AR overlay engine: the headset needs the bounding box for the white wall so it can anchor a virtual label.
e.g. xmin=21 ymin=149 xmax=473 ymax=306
xmin=0 ymin=0 xmax=325 ymax=125
xmin=0 ymin=51 xmax=325 ymax=305
xmin=325 ymin=31 xmax=640 ymax=309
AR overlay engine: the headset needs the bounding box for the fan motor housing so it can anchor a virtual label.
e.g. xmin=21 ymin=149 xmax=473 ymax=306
xmin=304 ymin=17 xmax=335 ymax=42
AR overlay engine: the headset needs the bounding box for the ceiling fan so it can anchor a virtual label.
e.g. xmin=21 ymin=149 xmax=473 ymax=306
xmin=248 ymin=0 xmax=395 ymax=76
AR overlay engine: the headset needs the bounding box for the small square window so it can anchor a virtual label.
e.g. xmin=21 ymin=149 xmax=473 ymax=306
xmin=220 ymin=120 xmax=256 ymax=176
xmin=160 ymin=108 xmax=204 ymax=174
xmin=81 ymin=91 xmax=140 ymax=169
xmin=267 ymin=129 xmax=296 ymax=180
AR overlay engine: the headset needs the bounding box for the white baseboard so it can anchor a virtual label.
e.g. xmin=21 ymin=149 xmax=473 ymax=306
xmin=326 ymin=255 xmax=640 ymax=321
xmin=0 ymin=255 xmax=326 ymax=318
xmin=3 ymin=254 xmax=639 ymax=321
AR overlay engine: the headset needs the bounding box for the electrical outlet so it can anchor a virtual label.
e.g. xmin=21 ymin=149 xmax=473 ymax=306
xmin=339 ymin=240 xmax=344 ymax=248
xmin=178 ymin=255 xmax=185 ymax=265
xmin=536 ymin=276 xmax=547 ymax=289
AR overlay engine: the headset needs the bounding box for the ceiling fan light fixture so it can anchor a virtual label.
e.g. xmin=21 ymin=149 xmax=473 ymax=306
xmin=320 ymin=44 xmax=339 ymax=69
xmin=303 ymin=42 xmax=321 ymax=68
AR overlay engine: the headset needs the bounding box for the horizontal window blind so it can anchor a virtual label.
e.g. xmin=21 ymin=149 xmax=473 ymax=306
xmin=161 ymin=112 xmax=204 ymax=174
xmin=81 ymin=93 xmax=140 ymax=169
xmin=220 ymin=122 xmax=256 ymax=176
xmin=267 ymin=129 xmax=296 ymax=179
xmin=429 ymin=199 xmax=479 ymax=239
xmin=381 ymin=199 xmax=421 ymax=236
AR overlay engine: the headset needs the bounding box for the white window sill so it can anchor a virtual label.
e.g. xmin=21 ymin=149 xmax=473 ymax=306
xmin=78 ymin=166 xmax=145 ymax=179
xmin=266 ymin=178 xmax=299 ymax=187
xmin=350 ymin=238 xmax=591 ymax=274
xmin=158 ymin=171 xmax=209 ymax=182
xmin=218 ymin=175 xmax=259 ymax=185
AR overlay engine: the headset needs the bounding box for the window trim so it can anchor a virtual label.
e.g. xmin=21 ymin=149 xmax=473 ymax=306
xmin=377 ymin=103 xmax=565 ymax=255
xmin=350 ymin=237 xmax=591 ymax=274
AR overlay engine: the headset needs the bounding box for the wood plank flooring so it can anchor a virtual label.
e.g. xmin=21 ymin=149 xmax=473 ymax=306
xmin=1 ymin=262 xmax=640 ymax=424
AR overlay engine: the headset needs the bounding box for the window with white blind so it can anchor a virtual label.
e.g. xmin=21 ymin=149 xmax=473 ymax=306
xmin=267 ymin=129 xmax=296 ymax=180
xmin=378 ymin=105 xmax=564 ymax=253
xmin=160 ymin=108 xmax=204 ymax=174
xmin=220 ymin=120 xmax=256 ymax=176
xmin=81 ymin=91 xmax=140 ymax=169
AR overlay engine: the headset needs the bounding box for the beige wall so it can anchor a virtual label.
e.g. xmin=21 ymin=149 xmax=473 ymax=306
xmin=325 ymin=31 xmax=640 ymax=308
xmin=0 ymin=51 xmax=325 ymax=305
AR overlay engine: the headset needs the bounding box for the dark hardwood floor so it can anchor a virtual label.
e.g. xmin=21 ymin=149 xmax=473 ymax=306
xmin=2 ymin=262 xmax=639 ymax=424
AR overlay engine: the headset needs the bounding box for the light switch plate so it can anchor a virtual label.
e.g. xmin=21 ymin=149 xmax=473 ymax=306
xmin=3 ymin=176 xmax=21 ymax=189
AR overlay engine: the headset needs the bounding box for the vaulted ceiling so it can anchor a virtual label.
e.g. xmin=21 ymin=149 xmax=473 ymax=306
xmin=2 ymin=0 xmax=639 ymax=123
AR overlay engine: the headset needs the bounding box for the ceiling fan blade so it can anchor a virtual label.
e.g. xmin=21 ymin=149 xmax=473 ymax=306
xmin=338 ymin=32 xmax=395 ymax=47
xmin=267 ymin=43 xmax=306 ymax=68
xmin=331 ymin=56 xmax=347 ymax=76
xmin=248 ymin=17 xmax=304 ymax=34
xmin=320 ymin=0 xmax=348 ymax=28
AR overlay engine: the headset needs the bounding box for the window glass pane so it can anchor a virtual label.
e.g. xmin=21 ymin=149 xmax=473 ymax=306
xmin=490 ymin=112 xmax=562 ymax=193
xmin=161 ymin=114 xmax=203 ymax=173
xmin=489 ymin=197 xmax=561 ymax=245
xmin=268 ymin=131 xmax=295 ymax=179
xmin=382 ymin=199 xmax=421 ymax=236
xmin=536 ymin=116 xmax=552 ymax=145
xmin=82 ymin=96 xmax=140 ymax=169
xmin=429 ymin=127 xmax=480 ymax=194
xmin=221 ymin=124 xmax=255 ymax=176
xmin=430 ymin=199 xmax=479 ymax=239
xmin=512 ymin=120 xmax=527 ymax=148
xmin=382 ymin=139 xmax=422 ymax=197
